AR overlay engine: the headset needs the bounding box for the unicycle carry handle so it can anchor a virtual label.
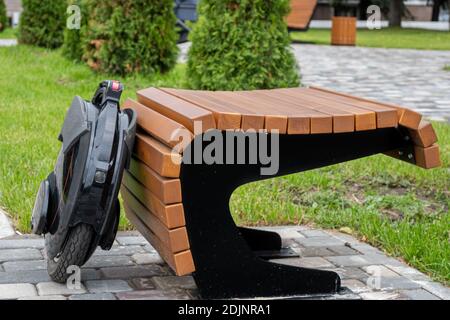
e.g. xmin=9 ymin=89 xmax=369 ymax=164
xmin=92 ymin=80 xmax=124 ymax=109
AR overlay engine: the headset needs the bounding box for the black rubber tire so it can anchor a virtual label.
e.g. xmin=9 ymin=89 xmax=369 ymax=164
xmin=46 ymin=224 xmax=94 ymax=283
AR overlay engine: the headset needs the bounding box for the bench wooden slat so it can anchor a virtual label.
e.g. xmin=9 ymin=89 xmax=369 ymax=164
xmin=234 ymin=91 xmax=333 ymax=134
xmin=188 ymin=91 xmax=269 ymax=132
xmin=124 ymin=99 xmax=193 ymax=150
xmin=124 ymin=204 xmax=195 ymax=276
xmin=137 ymin=87 xmax=216 ymax=132
xmin=309 ymin=86 xmax=400 ymax=128
xmin=414 ymin=144 xmax=441 ymax=169
xmin=122 ymin=187 xmax=190 ymax=253
xmin=122 ymin=172 xmax=185 ymax=229
xmin=288 ymin=88 xmax=377 ymax=131
xmin=211 ymin=91 xmax=288 ymax=133
xmin=267 ymin=89 xmax=356 ymax=133
xmin=128 ymin=157 xmax=182 ymax=205
xmin=135 ymin=133 xmax=181 ymax=178
xmin=409 ymin=121 xmax=438 ymax=148
xmin=161 ymin=88 xmax=242 ymax=130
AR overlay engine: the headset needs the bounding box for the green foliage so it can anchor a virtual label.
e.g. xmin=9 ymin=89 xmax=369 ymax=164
xmin=62 ymin=0 xmax=88 ymax=61
xmin=82 ymin=0 xmax=178 ymax=76
xmin=19 ymin=0 xmax=66 ymax=48
xmin=187 ymin=0 xmax=300 ymax=91
xmin=0 ymin=0 xmax=7 ymax=32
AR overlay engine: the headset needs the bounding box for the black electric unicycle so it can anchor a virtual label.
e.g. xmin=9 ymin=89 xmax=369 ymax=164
xmin=31 ymin=80 xmax=136 ymax=283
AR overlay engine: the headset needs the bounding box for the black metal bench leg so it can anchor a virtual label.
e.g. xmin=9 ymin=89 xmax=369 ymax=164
xmin=237 ymin=227 xmax=282 ymax=251
xmin=181 ymin=129 xmax=412 ymax=299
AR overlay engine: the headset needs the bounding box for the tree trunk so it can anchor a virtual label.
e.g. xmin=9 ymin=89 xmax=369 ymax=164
xmin=389 ymin=0 xmax=403 ymax=27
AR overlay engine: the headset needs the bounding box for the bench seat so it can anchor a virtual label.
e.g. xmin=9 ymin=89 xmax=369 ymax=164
xmin=120 ymin=86 xmax=440 ymax=297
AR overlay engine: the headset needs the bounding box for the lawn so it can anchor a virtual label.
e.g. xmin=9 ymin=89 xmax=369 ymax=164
xmin=0 ymin=45 xmax=448 ymax=284
xmin=0 ymin=28 xmax=18 ymax=39
xmin=291 ymin=28 xmax=450 ymax=51
xmin=445 ymin=65 xmax=450 ymax=71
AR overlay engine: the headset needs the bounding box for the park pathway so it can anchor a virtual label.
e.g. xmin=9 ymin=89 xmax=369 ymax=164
xmin=0 ymin=227 xmax=448 ymax=300
xmin=293 ymin=44 xmax=450 ymax=122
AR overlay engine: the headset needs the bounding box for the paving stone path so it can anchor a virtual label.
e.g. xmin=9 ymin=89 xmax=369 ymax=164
xmin=0 ymin=227 xmax=448 ymax=300
xmin=179 ymin=43 xmax=450 ymax=122
xmin=293 ymin=44 xmax=450 ymax=123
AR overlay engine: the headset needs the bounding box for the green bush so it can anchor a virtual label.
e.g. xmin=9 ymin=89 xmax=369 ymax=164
xmin=0 ymin=0 xmax=7 ymax=32
xmin=83 ymin=0 xmax=178 ymax=76
xmin=187 ymin=0 xmax=300 ymax=91
xmin=19 ymin=0 xmax=66 ymax=48
xmin=62 ymin=0 xmax=88 ymax=61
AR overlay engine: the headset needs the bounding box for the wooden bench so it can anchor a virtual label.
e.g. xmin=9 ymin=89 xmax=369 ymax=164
xmin=121 ymin=86 xmax=440 ymax=299
xmin=286 ymin=0 xmax=318 ymax=31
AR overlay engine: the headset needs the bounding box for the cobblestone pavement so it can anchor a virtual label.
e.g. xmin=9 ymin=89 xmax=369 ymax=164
xmin=0 ymin=227 xmax=448 ymax=300
xmin=293 ymin=44 xmax=450 ymax=123
xmin=179 ymin=43 xmax=450 ymax=122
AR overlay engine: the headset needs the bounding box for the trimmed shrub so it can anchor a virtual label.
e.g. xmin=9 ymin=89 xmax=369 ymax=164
xmin=187 ymin=0 xmax=300 ymax=91
xmin=83 ymin=0 xmax=178 ymax=76
xmin=62 ymin=0 xmax=88 ymax=61
xmin=0 ymin=0 xmax=7 ymax=32
xmin=19 ymin=0 xmax=66 ymax=48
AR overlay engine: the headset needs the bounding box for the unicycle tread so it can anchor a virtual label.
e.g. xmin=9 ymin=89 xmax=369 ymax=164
xmin=46 ymin=224 xmax=94 ymax=283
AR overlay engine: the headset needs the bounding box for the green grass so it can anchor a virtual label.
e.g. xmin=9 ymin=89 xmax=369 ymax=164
xmin=0 ymin=45 xmax=187 ymax=232
xmin=230 ymin=124 xmax=450 ymax=284
xmin=0 ymin=45 xmax=448 ymax=284
xmin=0 ymin=28 xmax=18 ymax=39
xmin=291 ymin=28 xmax=450 ymax=50
xmin=444 ymin=65 xmax=450 ymax=71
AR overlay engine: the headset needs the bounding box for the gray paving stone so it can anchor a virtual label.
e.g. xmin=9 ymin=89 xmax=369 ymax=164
xmin=341 ymin=279 xmax=372 ymax=294
xmin=130 ymin=278 xmax=156 ymax=290
xmin=100 ymin=265 xmax=166 ymax=279
xmin=131 ymin=253 xmax=164 ymax=265
xmin=0 ymin=269 xmax=51 ymax=284
xmin=69 ymin=293 xmax=117 ymax=300
xmin=324 ymin=267 xmax=369 ymax=281
xmin=84 ymin=255 xmax=134 ymax=268
xmin=327 ymin=246 xmax=360 ymax=256
xmin=399 ymin=289 xmax=441 ymax=300
xmin=0 ymin=283 xmax=37 ymax=299
xmin=116 ymin=236 xmax=147 ymax=246
xmin=153 ymin=276 xmax=197 ymax=290
xmin=2 ymin=260 xmax=46 ymax=272
xmin=36 ymin=282 xmax=86 ymax=296
xmin=0 ymin=239 xmax=44 ymax=249
xmin=271 ymin=257 xmax=335 ymax=269
xmin=18 ymin=295 xmax=67 ymax=300
xmin=373 ymin=276 xmax=422 ymax=291
xmin=85 ymin=280 xmax=132 ymax=293
xmin=326 ymin=254 xmax=389 ymax=267
xmin=143 ymin=244 xmax=157 ymax=253
xmin=362 ymin=265 xmax=401 ymax=277
xmin=116 ymin=289 xmax=191 ymax=300
xmin=296 ymin=235 xmax=345 ymax=247
xmin=360 ymin=291 xmax=404 ymax=300
xmin=298 ymin=247 xmax=335 ymax=257
xmin=0 ymin=248 xmax=42 ymax=262
xmin=384 ymin=264 xmax=431 ymax=282
xmin=93 ymin=245 xmax=145 ymax=257
xmin=299 ymin=230 xmax=329 ymax=237
xmin=80 ymin=268 xmax=103 ymax=281
xmin=414 ymin=281 xmax=450 ymax=300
